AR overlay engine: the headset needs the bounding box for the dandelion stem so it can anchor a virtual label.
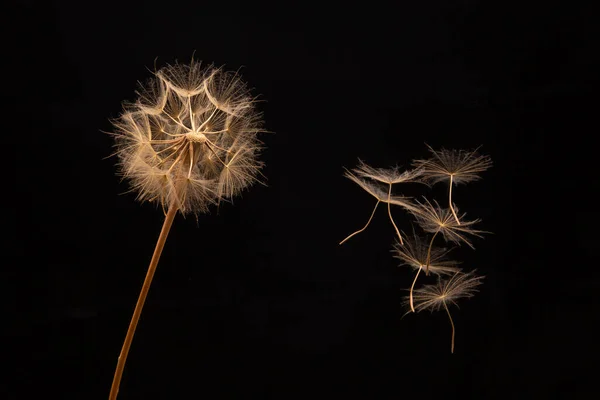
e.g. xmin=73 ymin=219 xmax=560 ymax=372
xmin=408 ymin=266 xmax=422 ymax=313
xmin=425 ymin=230 xmax=439 ymax=275
xmin=108 ymin=204 xmax=178 ymax=400
xmin=387 ymin=183 xmax=403 ymax=245
xmin=449 ymin=174 xmax=460 ymax=225
xmin=339 ymin=200 xmax=380 ymax=245
xmin=443 ymin=301 xmax=455 ymax=354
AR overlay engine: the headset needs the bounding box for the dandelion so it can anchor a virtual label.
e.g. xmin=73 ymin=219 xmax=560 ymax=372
xmin=106 ymin=59 xmax=266 ymax=400
xmin=412 ymin=146 xmax=491 ymax=224
xmin=340 ymin=160 xmax=422 ymax=245
xmin=406 ymin=271 xmax=484 ymax=353
xmin=410 ymin=199 xmax=486 ymax=274
xmin=392 ymin=230 xmax=460 ymax=311
xmin=111 ymin=61 xmax=264 ymax=214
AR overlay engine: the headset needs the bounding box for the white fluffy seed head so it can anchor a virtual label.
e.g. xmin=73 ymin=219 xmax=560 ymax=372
xmin=110 ymin=60 xmax=266 ymax=215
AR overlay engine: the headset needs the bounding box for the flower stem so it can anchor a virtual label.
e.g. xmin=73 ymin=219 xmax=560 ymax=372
xmin=387 ymin=183 xmax=403 ymax=245
xmin=408 ymin=266 xmax=422 ymax=313
xmin=449 ymin=174 xmax=460 ymax=225
xmin=339 ymin=200 xmax=380 ymax=245
xmin=443 ymin=302 xmax=456 ymax=354
xmin=108 ymin=203 xmax=178 ymax=400
xmin=425 ymin=230 xmax=439 ymax=275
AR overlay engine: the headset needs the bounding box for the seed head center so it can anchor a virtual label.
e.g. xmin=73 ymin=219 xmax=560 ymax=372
xmin=186 ymin=131 xmax=207 ymax=143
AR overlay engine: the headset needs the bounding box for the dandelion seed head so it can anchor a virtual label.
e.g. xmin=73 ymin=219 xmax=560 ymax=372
xmin=109 ymin=60 xmax=265 ymax=215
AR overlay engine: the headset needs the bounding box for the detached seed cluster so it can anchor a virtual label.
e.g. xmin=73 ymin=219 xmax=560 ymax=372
xmin=341 ymin=145 xmax=492 ymax=352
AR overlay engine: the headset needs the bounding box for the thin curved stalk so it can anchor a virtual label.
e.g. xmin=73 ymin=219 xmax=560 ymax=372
xmin=425 ymin=230 xmax=440 ymax=275
xmin=339 ymin=200 xmax=380 ymax=245
xmin=387 ymin=183 xmax=403 ymax=245
xmin=108 ymin=204 xmax=178 ymax=400
xmin=408 ymin=266 xmax=422 ymax=313
xmin=449 ymin=174 xmax=460 ymax=225
xmin=443 ymin=302 xmax=456 ymax=354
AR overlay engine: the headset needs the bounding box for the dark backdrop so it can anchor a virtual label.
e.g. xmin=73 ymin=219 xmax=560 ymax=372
xmin=5 ymin=1 xmax=596 ymax=399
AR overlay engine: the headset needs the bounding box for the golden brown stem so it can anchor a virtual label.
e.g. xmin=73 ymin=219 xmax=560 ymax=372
xmin=339 ymin=200 xmax=380 ymax=245
xmin=408 ymin=266 xmax=422 ymax=313
xmin=425 ymin=230 xmax=439 ymax=275
xmin=387 ymin=183 xmax=403 ymax=245
xmin=108 ymin=204 xmax=179 ymax=400
xmin=449 ymin=174 xmax=460 ymax=225
xmin=443 ymin=302 xmax=456 ymax=354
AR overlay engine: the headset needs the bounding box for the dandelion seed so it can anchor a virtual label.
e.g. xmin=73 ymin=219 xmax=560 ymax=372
xmin=393 ymin=230 xmax=461 ymax=312
xmin=340 ymin=161 xmax=421 ymax=245
xmin=413 ymin=145 xmax=491 ymax=224
xmin=405 ymin=271 xmax=484 ymax=353
xmin=410 ymin=199 xmax=486 ymax=276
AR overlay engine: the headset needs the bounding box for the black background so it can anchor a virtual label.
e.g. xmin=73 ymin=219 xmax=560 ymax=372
xmin=5 ymin=0 xmax=597 ymax=399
